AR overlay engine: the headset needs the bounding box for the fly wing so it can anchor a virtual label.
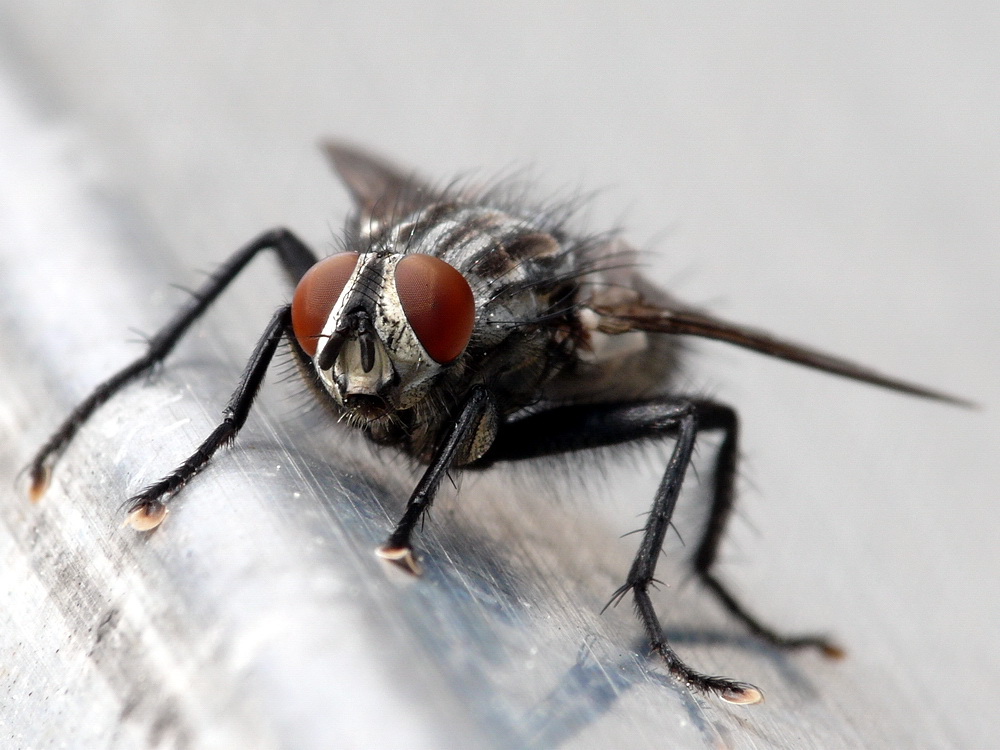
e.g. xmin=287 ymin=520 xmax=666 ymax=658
xmin=588 ymin=298 xmax=972 ymax=407
xmin=321 ymin=141 xmax=441 ymax=228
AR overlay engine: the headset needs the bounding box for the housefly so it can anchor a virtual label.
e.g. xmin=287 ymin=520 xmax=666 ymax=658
xmin=26 ymin=143 xmax=968 ymax=705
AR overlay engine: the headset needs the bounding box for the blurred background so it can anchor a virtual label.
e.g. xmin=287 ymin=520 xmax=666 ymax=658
xmin=0 ymin=4 xmax=996 ymax=749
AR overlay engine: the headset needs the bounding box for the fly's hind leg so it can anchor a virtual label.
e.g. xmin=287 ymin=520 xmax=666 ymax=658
xmin=693 ymin=402 xmax=844 ymax=658
xmin=479 ymin=397 xmax=762 ymax=704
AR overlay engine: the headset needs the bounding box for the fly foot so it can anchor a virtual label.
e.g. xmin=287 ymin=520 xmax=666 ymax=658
xmin=376 ymin=543 xmax=423 ymax=576
xmin=124 ymin=499 xmax=169 ymax=531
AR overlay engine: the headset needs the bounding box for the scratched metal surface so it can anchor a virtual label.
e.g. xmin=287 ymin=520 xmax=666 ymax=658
xmin=1 ymin=5 xmax=997 ymax=750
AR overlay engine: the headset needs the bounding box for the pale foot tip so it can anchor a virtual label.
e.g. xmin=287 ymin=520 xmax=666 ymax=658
xmin=124 ymin=502 xmax=168 ymax=531
xmin=28 ymin=465 xmax=50 ymax=503
xmin=821 ymin=642 xmax=846 ymax=660
xmin=375 ymin=544 xmax=423 ymax=576
xmin=720 ymin=683 xmax=763 ymax=705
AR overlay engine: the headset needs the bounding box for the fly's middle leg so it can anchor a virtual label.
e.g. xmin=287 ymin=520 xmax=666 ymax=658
xmin=124 ymin=305 xmax=293 ymax=529
xmin=692 ymin=402 xmax=843 ymax=658
xmin=26 ymin=228 xmax=318 ymax=503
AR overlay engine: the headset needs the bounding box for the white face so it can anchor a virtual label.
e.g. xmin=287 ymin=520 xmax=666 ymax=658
xmin=313 ymin=253 xmax=446 ymax=419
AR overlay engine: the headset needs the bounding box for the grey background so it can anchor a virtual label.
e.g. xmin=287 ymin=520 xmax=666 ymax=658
xmin=0 ymin=4 xmax=996 ymax=749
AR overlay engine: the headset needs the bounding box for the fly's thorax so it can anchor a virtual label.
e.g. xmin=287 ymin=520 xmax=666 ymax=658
xmin=544 ymin=264 xmax=682 ymax=403
xmin=293 ymin=198 xmax=596 ymax=426
xmin=380 ymin=203 xmax=594 ymax=410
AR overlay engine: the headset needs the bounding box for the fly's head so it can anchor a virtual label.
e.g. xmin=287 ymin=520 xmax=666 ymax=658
xmin=291 ymin=250 xmax=475 ymax=425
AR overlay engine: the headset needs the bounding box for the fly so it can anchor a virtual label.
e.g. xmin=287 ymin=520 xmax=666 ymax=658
xmin=26 ymin=143 xmax=970 ymax=705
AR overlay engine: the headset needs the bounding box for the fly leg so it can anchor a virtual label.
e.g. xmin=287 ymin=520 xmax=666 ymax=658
xmin=377 ymin=385 xmax=497 ymax=575
xmin=606 ymin=401 xmax=765 ymax=703
xmin=693 ymin=402 xmax=843 ymax=658
xmin=124 ymin=305 xmax=293 ymax=529
xmin=27 ymin=228 xmax=317 ymax=501
xmin=478 ymin=398 xmax=765 ymax=704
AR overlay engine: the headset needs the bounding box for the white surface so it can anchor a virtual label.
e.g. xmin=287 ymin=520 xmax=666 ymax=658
xmin=0 ymin=5 xmax=997 ymax=749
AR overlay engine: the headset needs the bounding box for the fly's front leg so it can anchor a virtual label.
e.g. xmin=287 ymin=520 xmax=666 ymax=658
xmin=693 ymin=403 xmax=844 ymax=658
xmin=124 ymin=305 xmax=292 ymax=530
xmin=376 ymin=385 xmax=497 ymax=575
xmin=27 ymin=228 xmax=317 ymax=501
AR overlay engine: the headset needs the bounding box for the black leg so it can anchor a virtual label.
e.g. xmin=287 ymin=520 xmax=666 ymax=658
xmin=376 ymin=385 xmax=497 ymax=575
xmin=692 ymin=403 xmax=844 ymax=658
xmin=480 ymin=397 xmax=830 ymax=704
xmin=27 ymin=228 xmax=317 ymax=501
xmin=124 ymin=305 xmax=293 ymax=530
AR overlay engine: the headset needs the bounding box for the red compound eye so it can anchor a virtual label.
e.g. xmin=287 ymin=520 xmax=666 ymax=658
xmin=395 ymin=254 xmax=475 ymax=364
xmin=291 ymin=252 xmax=360 ymax=356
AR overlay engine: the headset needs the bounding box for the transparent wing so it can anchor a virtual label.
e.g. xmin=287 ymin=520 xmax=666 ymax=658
xmin=321 ymin=141 xmax=440 ymax=227
xmin=589 ymin=299 xmax=972 ymax=407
